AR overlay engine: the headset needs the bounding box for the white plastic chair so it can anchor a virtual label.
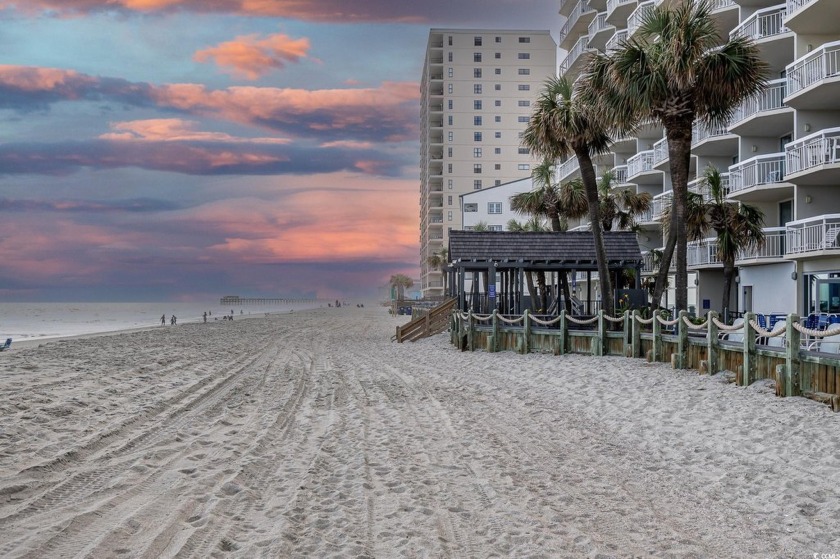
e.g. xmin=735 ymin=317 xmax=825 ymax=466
xmin=766 ymin=319 xmax=786 ymax=348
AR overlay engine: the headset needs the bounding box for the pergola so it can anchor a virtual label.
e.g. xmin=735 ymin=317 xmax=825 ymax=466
xmin=448 ymin=230 xmax=644 ymax=315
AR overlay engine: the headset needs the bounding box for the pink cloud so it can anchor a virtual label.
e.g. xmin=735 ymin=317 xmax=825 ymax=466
xmin=194 ymin=33 xmax=311 ymax=79
xmin=100 ymin=118 xmax=290 ymax=144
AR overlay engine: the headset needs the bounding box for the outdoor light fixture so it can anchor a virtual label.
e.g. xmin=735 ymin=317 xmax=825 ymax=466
xmin=806 ymin=195 xmax=813 ymax=204
xmin=791 ymin=271 xmax=798 ymax=280
xmin=751 ymin=145 xmax=758 ymax=152
xmin=805 ymin=123 xmax=812 ymax=132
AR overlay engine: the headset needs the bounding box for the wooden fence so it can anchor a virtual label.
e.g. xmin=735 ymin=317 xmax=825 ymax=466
xmin=451 ymin=309 xmax=840 ymax=410
xmin=394 ymin=298 xmax=457 ymax=343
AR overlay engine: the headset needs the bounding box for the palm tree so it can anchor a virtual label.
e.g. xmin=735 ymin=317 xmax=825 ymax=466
xmin=596 ymin=171 xmax=653 ymax=233
xmin=506 ymin=217 xmax=547 ymax=310
xmin=583 ymin=0 xmax=767 ymax=312
xmin=426 ymin=248 xmax=450 ymax=296
xmin=522 ymin=76 xmax=615 ymax=315
xmin=389 ymin=274 xmax=414 ymax=302
xmin=683 ymin=166 xmax=765 ymax=315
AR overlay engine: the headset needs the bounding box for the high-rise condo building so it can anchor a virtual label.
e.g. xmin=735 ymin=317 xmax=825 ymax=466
xmin=419 ymin=29 xmax=558 ymax=298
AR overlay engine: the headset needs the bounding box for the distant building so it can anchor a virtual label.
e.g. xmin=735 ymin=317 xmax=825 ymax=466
xmin=460 ymin=176 xmax=538 ymax=231
xmin=419 ymin=28 xmax=558 ymax=298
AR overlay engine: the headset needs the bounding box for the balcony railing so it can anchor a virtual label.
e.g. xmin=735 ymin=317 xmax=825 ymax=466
xmin=728 ymin=153 xmax=785 ymax=193
xmin=606 ymin=29 xmax=628 ymax=52
xmin=642 ymin=248 xmax=675 ymax=272
xmin=786 ymin=214 xmax=840 ymax=255
xmin=786 ymin=0 xmax=817 ymax=17
xmin=692 ymin=121 xmax=731 ymax=146
xmin=688 ymin=173 xmax=730 ymax=200
xmin=559 ymin=0 xmax=595 ymax=43
xmin=627 ymin=150 xmax=655 ymax=177
xmin=606 ymin=0 xmax=636 ymax=18
xmin=687 ymin=238 xmax=722 ymax=267
xmin=707 ymin=0 xmax=736 ymax=10
xmin=653 ymin=137 xmax=669 ymax=166
xmin=737 ymin=227 xmax=786 ymax=263
xmin=559 ymin=35 xmax=591 ymax=75
xmin=557 ymin=156 xmax=580 ymax=180
xmin=588 ymin=12 xmax=611 ymax=39
xmin=731 ymin=79 xmax=787 ymax=125
xmin=627 ymin=1 xmax=655 ymax=37
xmin=636 ymin=206 xmax=654 ymax=224
xmin=730 ymin=4 xmax=788 ymax=41
xmin=611 ymin=164 xmax=628 ymax=183
xmin=652 ymin=190 xmax=672 ymax=221
xmin=786 ymin=40 xmax=840 ymax=97
xmin=785 ymin=126 xmax=840 ymax=176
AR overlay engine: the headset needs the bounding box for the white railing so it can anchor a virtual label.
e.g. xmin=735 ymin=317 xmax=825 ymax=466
xmin=627 ymin=1 xmax=654 ymax=37
xmin=737 ymin=227 xmax=786 ymax=262
xmin=730 ymin=4 xmax=788 ymax=41
xmin=588 ymin=12 xmax=611 ymax=38
xmin=611 ymin=165 xmax=628 ymax=184
xmin=641 ymin=250 xmax=675 ymax=273
xmin=636 ymin=206 xmax=654 ymax=224
xmin=687 ymin=238 xmax=721 ymax=267
xmin=559 ymin=35 xmax=591 ymax=75
xmin=708 ymin=0 xmax=736 ymax=10
xmin=786 ymin=214 xmax=840 ymax=255
xmin=606 ymin=29 xmax=628 ymax=52
xmin=557 ymin=156 xmax=580 ymax=180
xmin=653 ymin=137 xmax=669 ymax=166
xmin=728 ymin=153 xmax=785 ymax=193
xmin=627 ymin=150 xmax=655 ymax=177
xmin=560 ymin=0 xmax=594 ymax=42
xmin=786 ymin=0 xmax=817 ymax=17
xmin=688 ymin=172 xmax=729 ymax=200
xmin=652 ymin=190 xmax=673 ymax=221
xmin=785 ymin=127 xmax=840 ymax=176
xmin=731 ymin=79 xmax=787 ymax=125
xmin=606 ymin=0 xmax=637 ymax=19
xmin=692 ymin=121 xmax=731 ymax=146
xmin=786 ymin=40 xmax=840 ymax=97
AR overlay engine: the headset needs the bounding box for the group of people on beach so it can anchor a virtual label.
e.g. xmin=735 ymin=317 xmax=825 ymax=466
xmin=161 ymin=314 xmax=177 ymax=325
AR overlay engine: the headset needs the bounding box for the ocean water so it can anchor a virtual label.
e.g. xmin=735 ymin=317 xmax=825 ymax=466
xmin=0 ymin=300 xmax=324 ymax=342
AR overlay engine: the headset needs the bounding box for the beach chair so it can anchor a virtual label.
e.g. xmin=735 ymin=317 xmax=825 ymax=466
xmin=721 ymin=317 xmax=745 ymax=343
xmin=0 ymin=338 xmax=11 ymax=351
xmin=766 ymin=319 xmax=786 ymax=348
xmin=808 ymin=331 xmax=840 ymax=353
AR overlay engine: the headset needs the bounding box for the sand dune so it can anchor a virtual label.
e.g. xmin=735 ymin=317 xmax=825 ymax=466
xmin=0 ymin=306 xmax=838 ymax=558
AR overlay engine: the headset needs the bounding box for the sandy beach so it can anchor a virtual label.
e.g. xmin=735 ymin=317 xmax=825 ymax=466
xmin=1 ymin=306 xmax=838 ymax=558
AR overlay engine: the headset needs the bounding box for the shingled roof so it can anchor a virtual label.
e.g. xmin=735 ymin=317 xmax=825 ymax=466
xmin=448 ymin=230 xmax=642 ymax=268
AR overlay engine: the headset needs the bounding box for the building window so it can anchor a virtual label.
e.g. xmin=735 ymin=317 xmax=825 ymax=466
xmin=464 ymin=203 xmax=478 ymax=212
xmin=519 ymin=37 xmax=530 ymax=43
xmin=474 ymin=68 xmax=482 ymax=78
xmin=518 ymin=52 xmax=531 ymax=59
xmin=448 ymin=115 xmax=453 ymax=125
xmin=474 ymin=132 xmax=482 ymax=141
xmin=447 ymin=211 xmax=453 ymax=221
xmin=495 ymin=84 xmax=501 ymax=91
xmin=488 ymin=202 xmax=503 ymax=214
xmin=474 ymin=179 xmax=482 ymax=189
xmin=447 ymin=147 xmax=453 ymax=157
xmin=474 ymin=36 xmax=482 ymax=46
xmin=495 ymin=163 xmax=501 ymax=170
xmin=474 ymin=116 xmax=482 ymax=126
xmin=448 ymin=35 xmax=453 ymax=46
xmin=448 ymin=179 xmax=453 ymax=189
xmin=494 ymin=147 xmax=501 ymax=154
xmin=495 ymin=179 xmax=501 ymax=186
xmin=518 ymin=84 xmax=530 ymax=91
xmin=448 ymin=99 xmax=453 ymax=109
xmin=474 ymin=148 xmax=482 ymax=158
xmin=518 ymin=68 xmax=530 ymax=75
xmin=474 ymin=100 xmax=482 ymax=110
xmin=474 ymin=52 xmax=482 ymax=62
xmin=447 ymin=195 xmax=452 ymax=205
xmin=495 ymin=116 xmax=501 ymax=122
xmin=490 ymin=225 xmax=503 ymax=231
xmin=474 ymin=84 xmax=482 ymax=94
xmin=448 ymin=51 xmax=453 ymax=62
xmin=474 ymin=164 xmax=482 ymax=173
xmin=448 ymin=67 xmax=454 ymax=78
xmin=518 ymin=147 xmax=529 ymax=154
xmin=448 ymin=131 xmax=453 ymax=142
xmin=448 ymin=164 xmax=453 ymax=173
xmin=494 ymin=100 xmax=501 ymax=107
xmin=495 ymin=131 xmax=502 ymax=138
xmin=518 ymin=164 xmax=530 ymax=170
xmin=494 ymin=68 xmax=501 ymax=75
xmin=518 ymin=100 xmax=530 ymax=107
xmin=495 ymin=36 xmax=502 ymax=43
xmin=448 ymin=83 xmax=454 ymax=94
xmin=495 ymin=52 xmax=501 ymax=59
xmin=518 ymin=116 xmax=529 ymax=123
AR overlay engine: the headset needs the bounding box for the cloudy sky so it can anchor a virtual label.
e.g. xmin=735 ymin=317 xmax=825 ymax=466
xmin=0 ymin=0 xmax=558 ymax=302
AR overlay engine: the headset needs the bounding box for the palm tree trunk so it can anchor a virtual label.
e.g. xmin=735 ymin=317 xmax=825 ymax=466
xmin=575 ymin=146 xmax=614 ymax=315
xmin=652 ymin=230 xmax=676 ymax=309
xmin=560 ymin=272 xmax=572 ymax=314
xmin=536 ymin=271 xmax=548 ymax=312
xmin=524 ymin=271 xmax=538 ymax=310
xmin=665 ymin=116 xmax=694 ymax=312
xmin=722 ymin=260 xmax=736 ymax=318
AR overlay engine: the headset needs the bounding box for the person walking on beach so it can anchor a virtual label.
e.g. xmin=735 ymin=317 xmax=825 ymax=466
xmin=161 ymin=314 xmax=166 ymax=325
xmin=170 ymin=315 xmax=177 ymax=325
xmin=203 ymin=312 xmax=207 ymax=323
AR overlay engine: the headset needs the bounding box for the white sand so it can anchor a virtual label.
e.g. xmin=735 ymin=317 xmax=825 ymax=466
xmin=0 ymin=305 xmax=838 ymax=558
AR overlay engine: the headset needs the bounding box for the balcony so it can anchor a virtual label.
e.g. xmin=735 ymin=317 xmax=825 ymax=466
xmin=731 ymin=4 xmax=789 ymax=41
xmin=785 ymin=40 xmax=840 ymax=109
xmin=559 ymin=0 xmax=597 ymax=50
xmin=785 ymin=214 xmax=840 ymax=257
xmin=688 ymin=173 xmax=730 ymax=201
xmin=627 ymin=1 xmax=655 ymax=38
xmin=736 ymin=227 xmax=786 ymax=265
xmin=691 ymin=121 xmax=737 ymax=156
xmin=559 ymin=35 xmax=596 ymax=79
xmin=588 ymin=12 xmax=615 ymax=51
xmin=687 ymin=238 xmax=722 ymax=268
xmin=728 ymin=78 xmax=792 ymax=137
xmin=606 ymin=0 xmax=637 ymax=26
xmin=557 ymin=156 xmax=581 ymax=181
xmin=641 ymin=250 xmax=675 ymax=274
xmin=653 ymin=137 xmax=669 ymax=168
xmin=636 ymin=206 xmax=655 ymax=225
xmin=785 ymin=0 xmax=838 ymax=35
xmin=605 ymin=29 xmax=628 ymax=53
xmin=651 ymin=190 xmax=672 ymax=221
xmin=784 ymin=127 xmax=840 ymax=185
xmin=728 ymin=153 xmax=786 ymax=195
xmin=611 ymin=164 xmax=628 ymax=184
xmin=627 ymin=150 xmax=660 ymax=184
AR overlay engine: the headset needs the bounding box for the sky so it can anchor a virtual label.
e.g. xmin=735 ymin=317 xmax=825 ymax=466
xmin=0 ymin=0 xmax=559 ymax=302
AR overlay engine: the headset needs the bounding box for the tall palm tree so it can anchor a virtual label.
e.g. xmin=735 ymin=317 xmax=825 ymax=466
xmin=522 ymin=76 xmax=615 ymax=314
xmin=596 ymin=171 xmax=653 ymax=233
xmin=683 ymin=166 xmax=765 ymax=315
xmin=389 ymin=274 xmax=414 ymax=302
xmin=583 ymin=0 xmax=767 ymax=311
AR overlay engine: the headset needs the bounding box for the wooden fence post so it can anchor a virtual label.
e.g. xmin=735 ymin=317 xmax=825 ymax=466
xmin=652 ymin=313 xmax=661 ymax=363
xmin=706 ymin=311 xmax=719 ymax=375
xmin=559 ymin=310 xmax=568 ymax=355
xmin=468 ymin=310 xmax=475 ymax=352
xmin=742 ymin=311 xmax=756 ymax=386
xmin=631 ymin=310 xmax=641 ymax=359
xmin=595 ymin=310 xmax=606 ymax=356
xmin=785 ymin=313 xmax=801 ymax=396
xmin=522 ymin=309 xmax=531 ymax=354
xmin=677 ymin=310 xmax=688 ymax=369
xmin=490 ymin=309 xmax=499 ymax=353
